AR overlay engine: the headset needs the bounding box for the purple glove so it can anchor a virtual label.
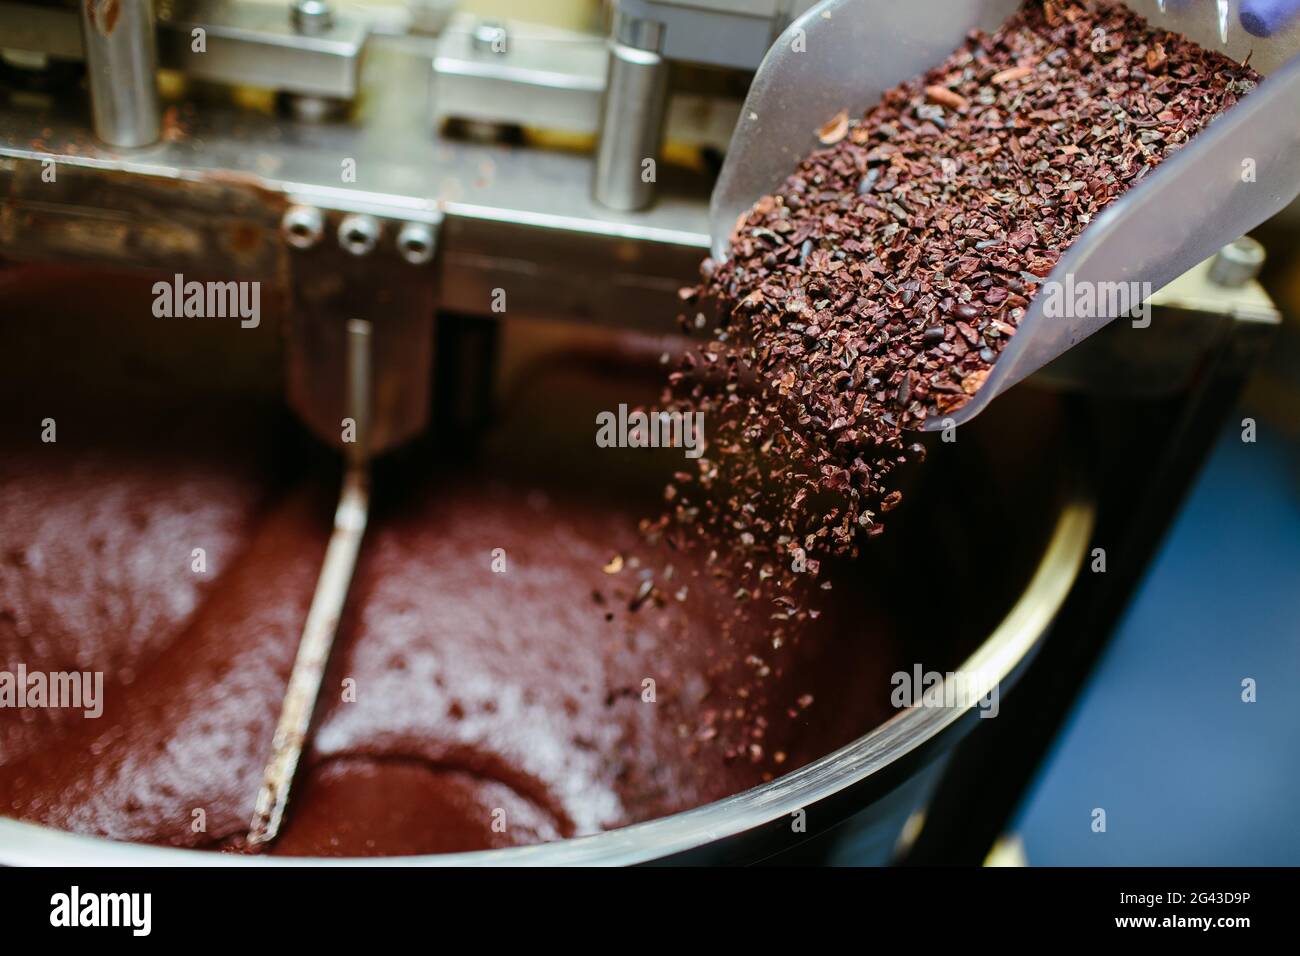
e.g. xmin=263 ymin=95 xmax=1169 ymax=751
xmin=1241 ymin=0 xmax=1300 ymax=38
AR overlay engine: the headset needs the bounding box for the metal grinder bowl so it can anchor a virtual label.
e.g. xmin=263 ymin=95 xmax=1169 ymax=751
xmin=0 ymin=491 xmax=1091 ymax=865
xmin=0 ymin=508 xmax=1092 ymax=865
xmin=0 ymin=284 xmax=1095 ymax=865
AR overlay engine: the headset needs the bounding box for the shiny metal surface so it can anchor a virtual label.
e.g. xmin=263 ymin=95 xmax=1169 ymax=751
xmin=611 ymin=7 xmax=664 ymax=50
xmin=0 ymin=495 xmax=1095 ymax=864
xmin=78 ymin=0 xmax=160 ymax=147
xmin=430 ymin=12 xmax=741 ymax=149
xmin=337 ymin=212 xmax=380 ymax=256
xmin=161 ymin=0 xmax=367 ymax=98
xmin=615 ymin=0 xmax=816 ymax=70
xmin=284 ymin=202 xmax=435 ymax=453
xmin=396 ymin=218 xmax=437 ymax=264
xmin=0 ymin=26 xmax=1280 ymax=455
xmin=282 ymin=204 xmax=326 ymax=249
xmin=0 ymin=37 xmax=712 ymax=326
xmin=593 ymin=40 xmax=669 ymax=211
xmin=0 ymin=63 xmax=705 ymax=448
xmin=470 ymin=18 xmax=507 ymax=54
xmin=432 ymin=14 xmax=607 ymax=134
xmin=291 ymin=0 xmax=335 ymax=37
xmin=248 ymin=319 xmax=372 ymax=848
xmin=0 ymin=0 xmax=369 ymax=99
xmin=1208 ymin=236 xmax=1267 ymax=287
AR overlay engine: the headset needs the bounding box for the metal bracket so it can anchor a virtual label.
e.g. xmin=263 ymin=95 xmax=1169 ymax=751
xmin=0 ymin=0 xmax=369 ymax=99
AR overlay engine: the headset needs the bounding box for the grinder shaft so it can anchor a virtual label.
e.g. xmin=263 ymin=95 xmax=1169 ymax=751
xmin=247 ymin=319 xmax=373 ymax=848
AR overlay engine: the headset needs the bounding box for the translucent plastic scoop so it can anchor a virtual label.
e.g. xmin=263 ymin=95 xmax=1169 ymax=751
xmin=710 ymin=0 xmax=1300 ymax=430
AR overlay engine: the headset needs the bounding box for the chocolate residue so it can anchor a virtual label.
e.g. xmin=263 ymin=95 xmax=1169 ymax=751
xmin=88 ymin=0 xmax=121 ymax=36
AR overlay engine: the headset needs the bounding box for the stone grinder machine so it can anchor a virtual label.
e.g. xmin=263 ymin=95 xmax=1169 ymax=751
xmin=0 ymin=0 xmax=1296 ymax=863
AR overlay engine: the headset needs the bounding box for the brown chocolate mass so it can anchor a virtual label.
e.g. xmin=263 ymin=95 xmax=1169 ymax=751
xmin=0 ymin=267 xmax=907 ymax=855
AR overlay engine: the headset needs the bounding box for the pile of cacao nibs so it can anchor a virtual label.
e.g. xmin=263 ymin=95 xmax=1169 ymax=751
xmin=650 ymin=0 xmax=1259 ymax=613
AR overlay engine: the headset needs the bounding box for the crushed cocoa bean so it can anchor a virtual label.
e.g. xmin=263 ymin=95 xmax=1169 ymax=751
xmin=655 ymin=0 xmax=1257 ymax=617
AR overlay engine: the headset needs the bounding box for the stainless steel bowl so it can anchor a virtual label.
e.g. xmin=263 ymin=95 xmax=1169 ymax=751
xmin=0 ymin=494 xmax=1092 ymax=865
xmin=0 ymin=292 xmax=1094 ymax=865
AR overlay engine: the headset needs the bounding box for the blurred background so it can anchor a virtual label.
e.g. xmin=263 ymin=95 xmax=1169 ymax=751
xmin=1009 ymin=217 xmax=1300 ymax=866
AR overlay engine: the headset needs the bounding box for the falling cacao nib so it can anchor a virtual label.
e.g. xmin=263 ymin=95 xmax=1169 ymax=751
xmin=656 ymin=0 xmax=1258 ymax=617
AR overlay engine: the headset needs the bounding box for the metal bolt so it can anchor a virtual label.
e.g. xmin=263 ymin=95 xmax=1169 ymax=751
xmin=287 ymin=95 xmax=339 ymax=123
xmin=292 ymin=0 xmax=334 ymax=36
xmin=471 ymin=19 xmax=509 ymax=55
xmin=1208 ymin=236 xmax=1266 ymax=288
xmin=396 ymin=222 xmax=437 ymax=265
xmin=281 ymin=205 xmax=325 ymax=250
xmin=338 ymin=214 xmax=381 ymax=256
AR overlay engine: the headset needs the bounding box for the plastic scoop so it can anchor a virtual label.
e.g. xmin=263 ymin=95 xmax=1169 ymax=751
xmin=709 ymin=0 xmax=1300 ymax=431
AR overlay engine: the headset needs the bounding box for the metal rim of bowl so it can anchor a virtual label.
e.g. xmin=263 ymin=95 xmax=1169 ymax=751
xmin=0 ymin=497 xmax=1094 ymax=866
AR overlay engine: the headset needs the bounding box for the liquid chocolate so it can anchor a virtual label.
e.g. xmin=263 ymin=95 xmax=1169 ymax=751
xmin=0 ymin=279 xmax=906 ymax=854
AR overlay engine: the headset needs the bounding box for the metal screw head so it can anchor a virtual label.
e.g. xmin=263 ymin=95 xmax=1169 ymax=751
xmin=396 ymin=221 xmax=436 ymax=265
xmin=471 ymin=19 xmax=509 ymax=55
xmin=281 ymin=205 xmax=325 ymax=250
xmin=292 ymin=0 xmax=334 ymax=36
xmin=1208 ymin=236 xmax=1266 ymax=288
xmin=338 ymin=214 xmax=381 ymax=256
xmin=286 ymin=95 xmax=339 ymax=123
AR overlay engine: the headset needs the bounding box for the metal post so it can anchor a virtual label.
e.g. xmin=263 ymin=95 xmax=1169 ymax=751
xmin=247 ymin=319 xmax=372 ymax=849
xmin=78 ymin=0 xmax=161 ymax=147
xmin=593 ymin=13 xmax=668 ymax=212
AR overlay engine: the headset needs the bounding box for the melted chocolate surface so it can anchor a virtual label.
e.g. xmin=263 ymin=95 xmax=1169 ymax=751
xmin=1 ymin=268 xmax=909 ymax=856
